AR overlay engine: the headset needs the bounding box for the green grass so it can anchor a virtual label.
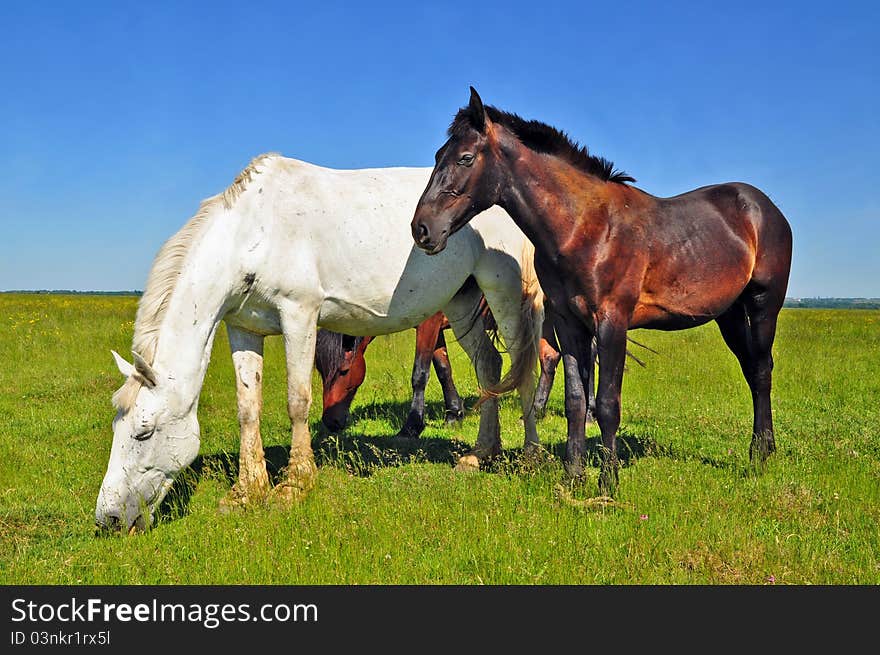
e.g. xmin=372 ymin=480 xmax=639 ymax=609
xmin=1 ymin=294 xmax=878 ymax=584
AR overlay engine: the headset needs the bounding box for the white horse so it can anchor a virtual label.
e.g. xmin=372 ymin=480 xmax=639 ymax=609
xmin=96 ymin=153 xmax=544 ymax=533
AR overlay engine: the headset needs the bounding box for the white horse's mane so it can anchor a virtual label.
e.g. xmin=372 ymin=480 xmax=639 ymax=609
xmin=113 ymin=152 xmax=278 ymax=411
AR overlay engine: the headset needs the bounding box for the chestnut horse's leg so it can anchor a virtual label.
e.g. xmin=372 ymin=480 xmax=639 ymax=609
xmin=432 ymin=328 xmax=464 ymax=425
xmin=716 ymin=285 xmax=783 ymax=465
xmin=398 ymin=312 xmax=445 ymax=438
xmin=532 ymin=318 xmax=561 ymax=418
xmin=594 ymin=312 xmax=629 ymax=496
xmin=221 ymin=325 xmax=270 ymax=509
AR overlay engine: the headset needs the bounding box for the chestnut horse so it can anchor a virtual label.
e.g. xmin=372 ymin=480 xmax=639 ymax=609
xmin=316 ymin=307 xmax=573 ymax=437
xmin=316 ymin=311 xmax=466 ymax=436
xmin=412 ymin=88 xmax=792 ymax=494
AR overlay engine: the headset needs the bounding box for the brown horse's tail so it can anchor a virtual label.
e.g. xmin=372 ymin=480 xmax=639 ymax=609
xmin=479 ymin=241 xmax=543 ymax=405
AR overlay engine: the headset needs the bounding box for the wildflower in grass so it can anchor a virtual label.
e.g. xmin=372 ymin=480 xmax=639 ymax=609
xmin=639 ymin=514 xmax=648 ymax=521
xmin=767 ymin=575 xmax=776 ymax=584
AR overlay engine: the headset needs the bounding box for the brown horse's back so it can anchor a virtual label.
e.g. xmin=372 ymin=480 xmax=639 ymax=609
xmin=630 ymin=182 xmax=791 ymax=329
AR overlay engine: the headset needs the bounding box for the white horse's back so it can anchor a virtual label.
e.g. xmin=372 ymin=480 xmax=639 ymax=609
xmin=223 ymin=155 xmax=530 ymax=336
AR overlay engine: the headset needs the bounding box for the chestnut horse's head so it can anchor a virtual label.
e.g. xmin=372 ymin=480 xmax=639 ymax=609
xmin=315 ymin=330 xmax=373 ymax=431
xmin=411 ymin=87 xmax=506 ymax=255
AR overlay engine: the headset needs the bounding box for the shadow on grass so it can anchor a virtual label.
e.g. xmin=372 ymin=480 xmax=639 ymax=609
xmin=155 ymin=414 xmax=749 ymax=526
xmin=154 ymin=420 xmax=473 ymax=525
xmin=345 ymin=396 xmax=481 ymax=427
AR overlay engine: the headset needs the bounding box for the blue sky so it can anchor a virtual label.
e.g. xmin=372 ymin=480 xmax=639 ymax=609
xmin=1 ymin=1 xmax=877 ymax=296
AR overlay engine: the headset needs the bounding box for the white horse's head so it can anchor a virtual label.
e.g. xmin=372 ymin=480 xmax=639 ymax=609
xmin=95 ymin=350 xmax=201 ymax=534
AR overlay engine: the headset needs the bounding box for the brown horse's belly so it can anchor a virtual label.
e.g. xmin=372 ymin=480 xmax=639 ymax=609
xmin=631 ymin=283 xmax=745 ymax=331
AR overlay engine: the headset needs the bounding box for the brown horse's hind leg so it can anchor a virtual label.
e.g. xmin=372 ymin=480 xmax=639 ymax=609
xmin=715 ymin=285 xmax=782 ymax=465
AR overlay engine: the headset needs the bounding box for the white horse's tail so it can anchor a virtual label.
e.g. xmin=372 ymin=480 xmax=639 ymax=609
xmin=480 ymin=241 xmax=543 ymax=403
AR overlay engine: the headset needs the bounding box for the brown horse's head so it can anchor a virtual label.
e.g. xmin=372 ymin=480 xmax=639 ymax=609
xmin=412 ymin=87 xmax=506 ymax=254
xmin=315 ymin=330 xmax=373 ymax=431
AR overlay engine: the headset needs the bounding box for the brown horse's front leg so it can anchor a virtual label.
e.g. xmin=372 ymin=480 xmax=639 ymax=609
xmin=550 ymin=308 xmax=592 ymax=478
xmin=398 ymin=313 xmax=444 ymax=438
xmin=432 ymin=329 xmax=464 ymax=425
xmin=594 ymin=315 xmax=629 ymax=496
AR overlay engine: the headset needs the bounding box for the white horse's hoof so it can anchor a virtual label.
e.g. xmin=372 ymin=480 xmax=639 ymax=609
xmin=454 ymin=454 xmax=481 ymax=472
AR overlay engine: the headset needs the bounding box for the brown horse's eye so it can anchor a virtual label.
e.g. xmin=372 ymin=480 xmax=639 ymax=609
xmin=458 ymin=153 xmax=475 ymax=166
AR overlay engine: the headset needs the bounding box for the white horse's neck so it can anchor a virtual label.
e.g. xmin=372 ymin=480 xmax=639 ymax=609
xmin=150 ymin=213 xmax=238 ymax=415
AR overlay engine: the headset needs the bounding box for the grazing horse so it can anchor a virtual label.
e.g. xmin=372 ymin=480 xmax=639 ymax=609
xmin=96 ymin=153 xmax=544 ymax=533
xmin=411 ymin=88 xmax=793 ymax=495
xmin=316 ymin=307 xmax=581 ymax=435
xmin=315 ymin=311 xmax=467 ymax=436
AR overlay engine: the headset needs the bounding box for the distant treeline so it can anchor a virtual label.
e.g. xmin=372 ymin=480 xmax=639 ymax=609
xmin=2 ymin=290 xmax=879 ymax=309
xmin=784 ymin=298 xmax=880 ymax=309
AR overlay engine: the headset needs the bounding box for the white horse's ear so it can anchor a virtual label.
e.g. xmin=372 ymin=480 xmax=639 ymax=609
xmin=131 ymin=351 xmax=158 ymax=388
xmin=111 ymin=350 xmax=135 ymax=378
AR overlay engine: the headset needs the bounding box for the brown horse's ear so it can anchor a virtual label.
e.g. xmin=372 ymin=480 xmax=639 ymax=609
xmin=468 ymin=86 xmax=487 ymax=132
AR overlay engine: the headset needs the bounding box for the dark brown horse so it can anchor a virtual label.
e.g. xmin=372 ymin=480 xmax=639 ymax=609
xmin=412 ymin=88 xmax=792 ymax=494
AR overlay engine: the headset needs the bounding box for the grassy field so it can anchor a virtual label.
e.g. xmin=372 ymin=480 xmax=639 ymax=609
xmin=1 ymin=293 xmax=878 ymax=584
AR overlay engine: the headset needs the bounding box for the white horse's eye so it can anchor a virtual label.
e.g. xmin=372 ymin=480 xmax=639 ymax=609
xmin=133 ymin=428 xmax=155 ymax=441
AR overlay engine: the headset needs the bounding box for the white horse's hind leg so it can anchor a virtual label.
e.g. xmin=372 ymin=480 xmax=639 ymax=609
xmin=479 ymin=284 xmax=542 ymax=453
xmin=221 ymin=325 xmax=270 ymax=510
xmin=442 ymin=285 xmax=502 ymax=470
xmin=271 ymin=299 xmax=320 ymax=504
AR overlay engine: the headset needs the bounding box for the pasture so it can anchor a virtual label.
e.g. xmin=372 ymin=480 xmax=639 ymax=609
xmin=1 ymin=293 xmax=878 ymax=584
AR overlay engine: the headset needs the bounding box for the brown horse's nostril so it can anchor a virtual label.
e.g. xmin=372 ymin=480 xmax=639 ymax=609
xmin=415 ymin=222 xmax=430 ymax=246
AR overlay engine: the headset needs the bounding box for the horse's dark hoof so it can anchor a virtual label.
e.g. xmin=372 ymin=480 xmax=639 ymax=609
xmin=598 ymin=474 xmax=618 ymax=497
xmin=598 ymin=463 xmax=619 ymax=497
xmin=444 ymin=410 xmax=463 ymax=426
xmin=749 ymin=434 xmax=776 ymax=464
xmin=396 ymin=424 xmax=424 ymax=439
xmin=563 ymin=459 xmax=585 ymax=479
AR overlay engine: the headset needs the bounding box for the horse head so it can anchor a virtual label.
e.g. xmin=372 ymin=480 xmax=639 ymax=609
xmin=412 ymin=87 xmax=506 ymax=254
xmin=314 ymin=331 xmax=373 ymax=431
xmin=95 ymin=350 xmax=201 ymax=534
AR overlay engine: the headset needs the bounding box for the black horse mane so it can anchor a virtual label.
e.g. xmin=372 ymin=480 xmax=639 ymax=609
xmin=450 ymin=104 xmax=635 ymax=185
xmin=315 ymin=329 xmax=365 ymax=377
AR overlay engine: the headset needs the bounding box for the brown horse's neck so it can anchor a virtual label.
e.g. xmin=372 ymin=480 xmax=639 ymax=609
xmin=495 ymin=141 xmax=626 ymax=261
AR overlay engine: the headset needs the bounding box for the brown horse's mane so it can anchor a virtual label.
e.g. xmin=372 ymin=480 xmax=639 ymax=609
xmin=449 ymin=104 xmax=635 ymax=185
xmin=314 ymin=330 xmax=367 ymax=378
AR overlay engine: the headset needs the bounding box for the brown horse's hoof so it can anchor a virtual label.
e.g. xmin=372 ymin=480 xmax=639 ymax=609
xmin=563 ymin=459 xmax=586 ymax=479
xmin=598 ymin=463 xmax=619 ymax=497
xmin=454 ymin=453 xmax=481 ymax=472
xmin=750 ymin=434 xmax=776 ymax=464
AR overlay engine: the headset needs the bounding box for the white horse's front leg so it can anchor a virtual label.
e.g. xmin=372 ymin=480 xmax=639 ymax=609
xmin=271 ymin=299 xmax=320 ymax=504
xmin=220 ymin=324 xmax=270 ymax=511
